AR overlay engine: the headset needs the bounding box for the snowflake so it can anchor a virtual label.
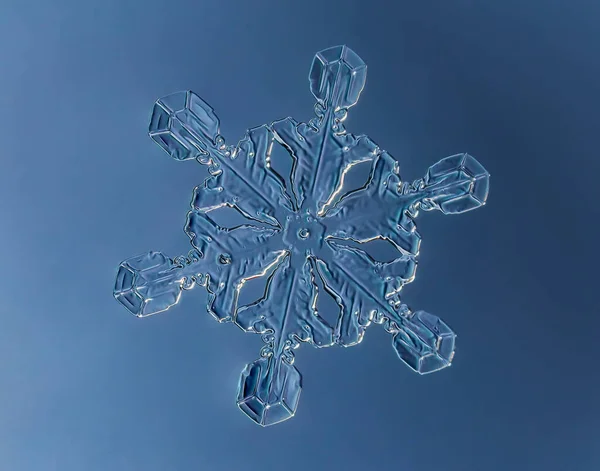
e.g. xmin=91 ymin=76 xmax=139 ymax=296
xmin=114 ymin=46 xmax=490 ymax=426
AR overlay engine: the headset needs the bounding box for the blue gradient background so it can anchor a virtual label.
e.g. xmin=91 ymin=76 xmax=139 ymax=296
xmin=1 ymin=1 xmax=598 ymax=470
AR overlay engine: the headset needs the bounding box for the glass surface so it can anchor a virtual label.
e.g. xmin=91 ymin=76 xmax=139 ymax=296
xmin=114 ymin=46 xmax=489 ymax=426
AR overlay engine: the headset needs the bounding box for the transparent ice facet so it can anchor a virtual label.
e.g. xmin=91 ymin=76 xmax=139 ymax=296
xmin=237 ymin=357 xmax=302 ymax=427
xmin=114 ymin=45 xmax=490 ymax=426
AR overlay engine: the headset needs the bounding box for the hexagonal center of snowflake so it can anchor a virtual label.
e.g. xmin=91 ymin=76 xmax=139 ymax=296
xmin=282 ymin=213 xmax=327 ymax=253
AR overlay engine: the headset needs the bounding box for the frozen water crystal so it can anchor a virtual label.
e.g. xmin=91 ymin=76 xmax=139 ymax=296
xmin=114 ymin=45 xmax=490 ymax=426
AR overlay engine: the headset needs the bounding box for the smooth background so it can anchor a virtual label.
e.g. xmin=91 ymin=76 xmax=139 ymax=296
xmin=0 ymin=1 xmax=598 ymax=470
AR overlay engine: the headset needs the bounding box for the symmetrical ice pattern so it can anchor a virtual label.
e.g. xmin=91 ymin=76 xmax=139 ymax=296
xmin=114 ymin=46 xmax=489 ymax=426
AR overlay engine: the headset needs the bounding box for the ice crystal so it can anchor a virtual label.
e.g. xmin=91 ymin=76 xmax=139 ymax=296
xmin=114 ymin=46 xmax=490 ymax=426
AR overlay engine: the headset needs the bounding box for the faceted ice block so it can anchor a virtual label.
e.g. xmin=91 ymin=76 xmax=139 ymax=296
xmin=421 ymin=153 xmax=490 ymax=214
xmin=309 ymin=45 xmax=367 ymax=111
xmin=114 ymin=251 xmax=184 ymax=317
xmin=149 ymin=91 xmax=221 ymax=161
xmin=393 ymin=310 xmax=456 ymax=374
xmin=237 ymin=357 xmax=302 ymax=427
